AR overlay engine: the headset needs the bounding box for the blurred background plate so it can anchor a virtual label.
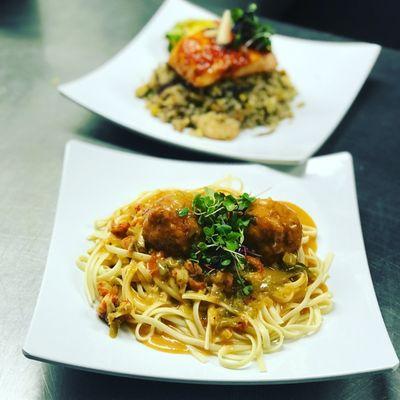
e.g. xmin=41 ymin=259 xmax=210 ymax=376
xmin=58 ymin=0 xmax=380 ymax=165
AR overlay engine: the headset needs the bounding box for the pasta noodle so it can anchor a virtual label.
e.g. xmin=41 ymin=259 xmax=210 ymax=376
xmin=77 ymin=181 xmax=333 ymax=370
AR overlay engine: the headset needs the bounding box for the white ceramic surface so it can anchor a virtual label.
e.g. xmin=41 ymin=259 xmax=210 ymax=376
xmin=58 ymin=0 xmax=381 ymax=165
xmin=23 ymin=140 xmax=398 ymax=383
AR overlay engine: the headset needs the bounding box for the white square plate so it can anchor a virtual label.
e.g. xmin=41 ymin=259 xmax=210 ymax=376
xmin=58 ymin=0 xmax=381 ymax=165
xmin=24 ymin=140 xmax=398 ymax=384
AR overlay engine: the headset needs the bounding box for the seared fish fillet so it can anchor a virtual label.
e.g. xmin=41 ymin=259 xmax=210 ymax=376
xmin=168 ymin=30 xmax=277 ymax=87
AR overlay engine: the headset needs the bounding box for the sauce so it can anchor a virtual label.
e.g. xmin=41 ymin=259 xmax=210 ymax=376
xmin=140 ymin=190 xmax=195 ymax=214
xmin=263 ymin=268 xmax=294 ymax=286
xmin=283 ymin=202 xmax=317 ymax=252
xmin=248 ymin=202 xmax=317 ymax=305
xmin=144 ymin=332 xmax=189 ymax=354
xmin=136 ymin=199 xmax=318 ymax=354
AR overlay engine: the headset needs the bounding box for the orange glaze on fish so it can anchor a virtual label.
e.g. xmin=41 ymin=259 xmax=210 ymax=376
xmin=168 ymin=30 xmax=277 ymax=87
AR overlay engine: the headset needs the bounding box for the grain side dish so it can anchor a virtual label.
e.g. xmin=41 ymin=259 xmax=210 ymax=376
xmin=136 ymin=4 xmax=297 ymax=140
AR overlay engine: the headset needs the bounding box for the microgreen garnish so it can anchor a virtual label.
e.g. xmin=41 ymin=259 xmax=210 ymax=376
xmin=190 ymin=189 xmax=256 ymax=296
xmin=242 ymin=285 xmax=253 ymax=296
xmin=177 ymin=207 xmax=189 ymax=217
xmin=230 ymin=3 xmax=274 ymax=52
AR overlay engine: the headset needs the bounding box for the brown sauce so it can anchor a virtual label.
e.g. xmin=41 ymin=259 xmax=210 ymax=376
xmin=282 ymin=202 xmax=317 ymax=252
xmin=263 ymin=268 xmax=294 ymax=286
xmin=144 ymin=332 xmax=189 ymax=354
xmin=251 ymin=202 xmax=318 ymax=304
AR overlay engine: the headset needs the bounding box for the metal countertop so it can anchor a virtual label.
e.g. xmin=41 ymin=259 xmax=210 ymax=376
xmin=0 ymin=0 xmax=399 ymax=398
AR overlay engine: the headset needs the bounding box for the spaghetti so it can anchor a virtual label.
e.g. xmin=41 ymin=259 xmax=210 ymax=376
xmin=77 ymin=180 xmax=333 ymax=370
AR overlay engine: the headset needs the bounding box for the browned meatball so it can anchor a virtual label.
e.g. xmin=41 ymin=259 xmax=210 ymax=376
xmin=245 ymin=198 xmax=302 ymax=264
xmin=142 ymin=192 xmax=200 ymax=257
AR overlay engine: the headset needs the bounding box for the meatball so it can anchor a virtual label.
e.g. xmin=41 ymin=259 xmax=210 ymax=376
xmin=245 ymin=198 xmax=302 ymax=264
xmin=142 ymin=192 xmax=200 ymax=257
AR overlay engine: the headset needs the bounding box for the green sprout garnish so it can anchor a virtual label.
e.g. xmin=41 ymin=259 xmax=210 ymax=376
xmin=177 ymin=207 xmax=189 ymax=217
xmin=190 ymin=189 xmax=256 ymax=296
xmin=230 ymin=3 xmax=274 ymax=52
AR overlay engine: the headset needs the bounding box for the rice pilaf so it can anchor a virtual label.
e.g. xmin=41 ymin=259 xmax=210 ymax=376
xmin=136 ymin=63 xmax=297 ymax=140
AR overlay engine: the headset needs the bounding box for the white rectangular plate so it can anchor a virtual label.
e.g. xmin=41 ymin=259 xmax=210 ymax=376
xmin=58 ymin=0 xmax=380 ymax=165
xmin=24 ymin=140 xmax=398 ymax=383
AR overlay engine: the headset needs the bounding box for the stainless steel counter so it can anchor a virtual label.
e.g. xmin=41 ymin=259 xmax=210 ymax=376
xmin=0 ymin=0 xmax=399 ymax=398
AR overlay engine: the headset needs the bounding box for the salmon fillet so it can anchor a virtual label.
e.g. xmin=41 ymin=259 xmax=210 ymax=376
xmin=168 ymin=30 xmax=277 ymax=87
